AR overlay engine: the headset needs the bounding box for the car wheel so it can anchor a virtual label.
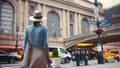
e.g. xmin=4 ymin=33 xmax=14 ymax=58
xmin=117 ymin=57 xmax=120 ymax=62
xmin=65 ymin=58 xmax=70 ymax=63
xmin=9 ymin=59 xmax=15 ymax=63
xmin=61 ymin=58 xmax=65 ymax=64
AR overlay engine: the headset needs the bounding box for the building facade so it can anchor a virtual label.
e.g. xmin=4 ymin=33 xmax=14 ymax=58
xmin=0 ymin=0 xmax=104 ymax=52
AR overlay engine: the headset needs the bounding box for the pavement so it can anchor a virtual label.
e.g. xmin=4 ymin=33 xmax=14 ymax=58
xmin=1 ymin=60 xmax=120 ymax=68
xmin=59 ymin=60 xmax=120 ymax=68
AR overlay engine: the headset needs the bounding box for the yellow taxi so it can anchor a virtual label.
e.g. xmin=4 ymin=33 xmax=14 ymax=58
xmin=103 ymin=49 xmax=120 ymax=62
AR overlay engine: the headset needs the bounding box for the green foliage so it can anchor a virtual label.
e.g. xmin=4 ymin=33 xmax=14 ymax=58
xmin=49 ymin=48 xmax=62 ymax=58
xmin=52 ymin=48 xmax=58 ymax=57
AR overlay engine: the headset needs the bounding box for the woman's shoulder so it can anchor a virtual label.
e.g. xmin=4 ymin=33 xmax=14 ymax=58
xmin=41 ymin=25 xmax=48 ymax=30
xmin=26 ymin=24 xmax=33 ymax=28
xmin=25 ymin=25 xmax=33 ymax=31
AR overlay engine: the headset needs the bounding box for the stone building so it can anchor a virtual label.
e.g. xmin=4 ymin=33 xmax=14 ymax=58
xmin=0 ymin=0 xmax=104 ymax=52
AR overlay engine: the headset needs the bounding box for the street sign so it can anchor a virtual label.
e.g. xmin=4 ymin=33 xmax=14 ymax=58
xmin=88 ymin=21 xmax=97 ymax=24
xmin=98 ymin=18 xmax=112 ymax=28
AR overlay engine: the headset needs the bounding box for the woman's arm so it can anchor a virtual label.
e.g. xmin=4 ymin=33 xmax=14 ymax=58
xmin=43 ymin=27 xmax=52 ymax=63
xmin=22 ymin=27 xmax=28 ymax=50
xmin=44 ymin=48 xmax=52 ymax=64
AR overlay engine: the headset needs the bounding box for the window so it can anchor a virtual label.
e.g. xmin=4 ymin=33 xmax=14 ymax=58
xmin=81 ymin=18 xmax=90 ymax=34
xmin=0 ymin=1 xmax=14 ymax=33
xmin=47 ymin=11 xmax=61 ymax=37
xmin=29 ymin=6 xmax=35 ymax=25
xmin=29 ymin=2 xmax=37 ymax=25
xmin=70 ymin=14 xmax=74 ymax=24
xmin=60 ymin=48 xmax=68 ymax=54
xmin=29 ymin=6 xmax=35 ymax=16
xmin=70 ymin=24 xmax=74 ymax=36
xmin=0 ymin=52 xmax=6 ymax=56
xmin=49 ymin=48 xmax=57 ymax=52
xmin=69 ymin=12 xmax=74 ymax=36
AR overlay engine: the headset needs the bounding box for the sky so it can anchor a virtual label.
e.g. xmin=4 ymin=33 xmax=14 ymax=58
xmin=89 ymin=0 xmax=120 ymax=9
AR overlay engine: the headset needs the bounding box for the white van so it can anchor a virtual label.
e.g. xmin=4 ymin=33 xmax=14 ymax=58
xmin=49 ymin=46 xmax=71 ymax=63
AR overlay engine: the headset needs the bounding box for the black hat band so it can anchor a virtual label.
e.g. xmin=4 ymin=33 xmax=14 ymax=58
xmin=34 ymin=16 xmax=42 ymax=19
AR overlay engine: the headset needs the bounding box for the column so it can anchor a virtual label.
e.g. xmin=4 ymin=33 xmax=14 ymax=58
xmin=18 ymin=0 xmax=24 ymax=32
xmin=23 ymin=0 xmax=29 ymax=28
xmin=42 ymin=4 xmax=47 ymax=27
xmin=62 ymin=9 xmax=67 ymax=37
xmin=77 ymin=13 xmax=80 ymax=34
xmin=74 ymin=13 xmax=78 ymax=35
xmin=78 ymin=14 xmax=82 ymax=34
xmin=66 ymin=10 xmax=70 ymax=37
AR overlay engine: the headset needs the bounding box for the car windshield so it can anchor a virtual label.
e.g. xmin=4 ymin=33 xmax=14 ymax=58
xmin=60 ymin=48 xmax=68 ymax=54
xmin=9 ymin=52 xmax=18 ymax=57
xmin=0 ymin=51 xmax=7 ymax=56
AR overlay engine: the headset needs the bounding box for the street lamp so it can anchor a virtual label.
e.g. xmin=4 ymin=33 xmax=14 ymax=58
xmin=15 ymin=26 xmax=19 ymax=51
xmin=94 ymin=0 xmax=104 ymax=64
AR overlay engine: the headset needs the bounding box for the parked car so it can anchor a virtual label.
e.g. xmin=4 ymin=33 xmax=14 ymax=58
xmin=9 ymin=52 xmax=22 ymax=60
xmin=0 ymin=51 xmax=20 ymax=63
xmin=49 ymin=46 xmax=71 ymax=63
xmin=103 ymin=50 xmax=120 ymax=62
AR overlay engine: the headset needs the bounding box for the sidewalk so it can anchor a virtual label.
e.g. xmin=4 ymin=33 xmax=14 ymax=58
xmin=60 ymin=60 xmax=97 ymax=68
xmin=59 ymin=60 xmax=120 ymax=68
xmin=2 ymin=60 xmax=120 ymax=68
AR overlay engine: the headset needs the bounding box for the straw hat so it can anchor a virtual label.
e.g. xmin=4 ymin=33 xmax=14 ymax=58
xmin=29 ymin=10 xmax=47 ymax=21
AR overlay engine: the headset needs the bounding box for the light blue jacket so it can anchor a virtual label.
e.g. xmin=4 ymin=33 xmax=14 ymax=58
xmin=22 ymin=24 xmax=48 ymax=50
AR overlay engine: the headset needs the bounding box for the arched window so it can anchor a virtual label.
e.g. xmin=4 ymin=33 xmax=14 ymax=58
xmin=47 ymin=11 xmax=60 ymax=37
xmin=0 ymin=1 xmax=14 ymax=34
xmin=81 ymin=18 xmax=90 ymax=34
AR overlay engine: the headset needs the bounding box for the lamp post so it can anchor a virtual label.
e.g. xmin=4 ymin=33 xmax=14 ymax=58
xmin=94 ymin=0 xmax=104 ymax=64
xmin=15 ymin=26 xmax=19 ymax=51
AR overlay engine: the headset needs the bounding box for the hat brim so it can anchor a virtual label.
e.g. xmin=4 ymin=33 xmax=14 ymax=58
xmin=29 ymin=16 xmax=47 ymax=21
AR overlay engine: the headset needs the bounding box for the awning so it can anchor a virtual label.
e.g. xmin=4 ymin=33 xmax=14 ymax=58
xmin=0 ymin=45 xmax=22 ymax=49
xmin=76 ymin=43 xmax=93 ymax=47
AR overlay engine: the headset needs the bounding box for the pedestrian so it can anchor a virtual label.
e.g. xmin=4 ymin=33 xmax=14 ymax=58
xmin=21 ymin=10 xmax=52 ymax=68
